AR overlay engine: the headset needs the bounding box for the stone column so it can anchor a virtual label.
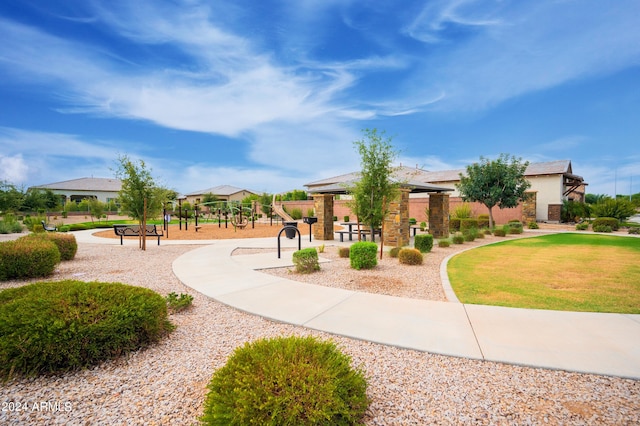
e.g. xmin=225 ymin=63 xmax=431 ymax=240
xmin=383 ymin=188 xmax=410 ymax=247
xmin=521 ymin=191 xmax=537 ymax=224
xmin=313 ymin=194 xmax=334 ymax=240
xmin=429 ymin=193 xmax=449 ymax=238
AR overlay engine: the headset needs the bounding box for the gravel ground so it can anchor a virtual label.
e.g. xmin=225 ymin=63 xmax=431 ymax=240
xmin=1 ymin=240 xmax=639 ymax=425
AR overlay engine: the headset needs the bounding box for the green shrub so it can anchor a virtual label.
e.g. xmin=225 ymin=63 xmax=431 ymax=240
xmin=398 ymin=248 xmax=423 ymax=265
xmin=0 ymin=213 xmax=23 ymax=234
xmin=593 ymin=225 xmax=613 ymax=233
xmin=475 ymin=231 xmax=485 ymax=239
xmin=0 ymin=280 xmax=173 ymax=379
xmin=388 ymin=246 xmax=402 ymax=258
xmin=505 ymin=222 xmax=523 ymax=234
xmin=292 ymin=248 xmax=320 ymax=274
xmin=592 ymin=217 xmax=619 ymax=231
xmin=493 ymin=229 xmax=507 ymax=237
xmin=463 ymin=232 xmax=475 ymax=242
xmin=409 ymin=218 xmax=417 ymax=225
xmin=290 ymin=208 xmax=303 ymax=220
xmin=528 ymin=221 xmax=539 ymax=229
xmin=483 ymin=228 xmax=492 ymax=235
xmin=333 ymin=216 xmax=338 ymax=222
xmin=438 ymin=239 xmax=451 ymax=248
xmin=343 ymin=215 xmax=350 ymax=222
xmin=460 ymin=218 xmax=479 ymax=232
xmin=338 ymin=246 xmax=350 ymax=258
xmin=201 ymin=336 xmax=369 ymax=425
xmin=349 ymin=241 xmax=378 ymax=270
xmin=477 ymin=214 xmax=490 ymax=228
xmin=575 ymin=222 xmax=589 ymax=231
xmin=592 ymin=198 xmax=636 ymax=222
xmin=452 ymin=203 xmax=473 ymax=219
xmin=24 ymin=233 xmax=78 ymax=261
xmin=419 ymin=221 xmax=427 ymax=231
xmin=307 ymin=208 xmax=315 ymax=218
xmin=0 ymin=238 xmax=60 ymax=281
xmin=414 ymin=234 xmax=434 ymax=253
xmin=449 ymin=218 xmax=461 ymax=232
xmin=629 ymin=227 xmax=640 ymax=235
xmin=165 ymin=292 xmax=194 ymax=313
xmin=68 ymin=223 xmax=89 ymax=231
xmin=452 ymin=233 xmax=465 ymax=244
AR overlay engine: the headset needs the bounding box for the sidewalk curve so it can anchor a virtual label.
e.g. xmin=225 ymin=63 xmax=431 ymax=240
xmin=72 ymin=229 xmax=640 ymax=379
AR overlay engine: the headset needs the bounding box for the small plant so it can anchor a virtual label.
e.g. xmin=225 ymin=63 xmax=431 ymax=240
xmin=333 ymin=215 xmax=338 ymax=222
xmin=505 ymin=222 xmax=523 ymax=234
xmin=0 ymin=280 xmax=173 ymax=380
xmin=414 ymin=234 xmax=434 ymax=253
xmin=343 ymin=215 xmax=350 ymax=222
xmin=419 ymin=221 xmax=426 ymax=231
xmin=398 ymin=248 xmax=423 ymax=265
xmin=388 ymin=246 xmax=402 ymax=258
xmin=201 ymin=336 xmax=369 ymax=425
xmin=477 ymin=214 xmax=490 ymax=228
xmin=349 ymin=241 xmax=378 ymax=270
xmin=463 ymin=232 xmax=476 ymax=242
xmin=317 ymin=244 xmax=325 ymax=253
xmin=452 ymin=233 xmax=465 ymax=244
xmin=493 ymin=228 xmax=507 ymax=237
xmin=460 ymin=218 xmax=479 ymax=233
xmin=306 ymin=208 xmax=315 ymax=218
xmin=292 ymin=248 xmax=320 ymax=273
xmin=483 ymin=228 xmax=492 ymax=235
xmin=0 ymin=213 xmax=23 ymax=234
xmin=165 ymin=292 xmax=194 ymax=313
xmin=629 ymin=227 xmax=640 ymax=235
xmin=452 ymin=202 xmax=473 ymax=219
xmin=338 ymin=246 xmax=350 ymax=258
xmin=438 ymin=239 xmax=451 ymax=248
xmin=409 ymin=218 xmax=417 ymax=225
xmin=528 ymin=221 xmax=539 ymax=229
xmin=449 ymin=218 xmax=461 ymax=232
xmin=290 ymin=208 xmax=303 ymax=220
xmin=576 ymin=222 xmax=589 ymax=231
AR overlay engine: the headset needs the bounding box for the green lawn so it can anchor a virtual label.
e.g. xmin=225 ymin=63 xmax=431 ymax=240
xmin=448 ymin=233 xmax=640 ymax=313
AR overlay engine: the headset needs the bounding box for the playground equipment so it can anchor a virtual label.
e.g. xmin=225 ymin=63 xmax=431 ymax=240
xmin=271 ymin=194 xmax=295 ymax=222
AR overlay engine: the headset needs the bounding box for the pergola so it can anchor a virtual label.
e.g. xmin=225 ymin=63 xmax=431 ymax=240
xmin=307 ymin=179 xmax=453 ymax=245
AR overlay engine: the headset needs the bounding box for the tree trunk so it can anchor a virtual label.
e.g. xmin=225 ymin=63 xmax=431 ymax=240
xmin=488 ymin=205 xmax=495 ymax=230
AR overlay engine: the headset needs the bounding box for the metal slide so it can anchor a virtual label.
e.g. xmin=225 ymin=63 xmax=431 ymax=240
xmin=271 ymin=194 xmax=295 ymax=222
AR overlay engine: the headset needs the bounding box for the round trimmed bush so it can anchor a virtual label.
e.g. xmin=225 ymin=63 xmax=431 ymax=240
xmin=452 ymin=233 xmax=465 ymax=244
xmin=23 ymin=232 xmax=78 ymax=261
xmin=349 ymin=241 xmax=378 ymax=270
xmin=493 ymin=229 xmax=507 ymax=237
xmin=459 ymin=218 xmax=479 ymax=233
xmin=398 ymin=248 xmax=423 ymax=265
xmin=0 ymin=280 xmax=174 ymax=379
xmin=438 ymin=239 xmax=451 ymax=248
xmin=338 ymin=246 xmax=350 ymax=258
xmin=414 ymin=234 xmax=434 ymax=253
xmin=201 ymin=336 xmax=369 ymax=425
xmin=0 ymin=238 xmax=60 ymax=281
xmin=592 ymin=217 xmax=619 ymax=231
xmin=388 ymin=246 xmax=402 ymax=258
xmin=449 ymin=218 xmax=461 ymax=232
xmin=292 ymin=247 xmax=320 ymax=274
xmin=463 ymin=232 xmax=476 ymax=242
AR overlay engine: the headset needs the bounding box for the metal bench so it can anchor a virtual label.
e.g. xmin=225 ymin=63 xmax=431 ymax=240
xmin=41 ymin=220 xmax=57 ymax=232
xmin=113 ymin=224 xmax=163 ymax=245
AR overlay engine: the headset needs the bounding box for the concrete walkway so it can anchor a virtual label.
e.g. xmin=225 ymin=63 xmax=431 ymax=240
xmin=73 ymin=229 xmax=640 ymax=380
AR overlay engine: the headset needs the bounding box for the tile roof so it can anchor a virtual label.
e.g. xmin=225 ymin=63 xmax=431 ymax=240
xmin=185 ymin=185 xmax=257 ymax=196
xmin=30 ymin=177 xmax=122 ymax=192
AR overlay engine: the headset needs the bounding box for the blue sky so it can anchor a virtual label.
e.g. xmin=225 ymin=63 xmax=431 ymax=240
xmin=1 ymin=0 xmax=639 ymax=196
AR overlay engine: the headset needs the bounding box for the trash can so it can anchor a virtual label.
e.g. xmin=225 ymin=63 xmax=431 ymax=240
xmin=284 ymin=222 xmax=298 ymax=239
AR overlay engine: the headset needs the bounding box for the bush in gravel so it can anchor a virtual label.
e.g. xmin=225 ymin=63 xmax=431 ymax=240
xmin=165 ymin=292 xmax=194 ymax=313
xmin=629 ymin=227 xmax=640 ymax=235
xmin=493 ymin=228 xmax=507 ymax=237
xmin=0 ymin=213 xmax=23 ymax=234
xmin=463 ymin=232 xmax=475 ymax=242
xmin=414 ymin=234 xmax=433 ymax=253
xmin=0 ymin=280 xmax=174 ymax=379
xmin=576 ymin=222 xmax=589 ymax=231
xmin=528 ymin=221 xmax=539 ymax=229
xmin=201 ymin=336 xmax=369 ymax=426
xmin=459 ymin=218 xmax=479 ymax=233
xmin=438 ymin=239 xmax=451 ymax=248
xmin=23 ymin=232 xmax=78 ymax=261
xmin=505 ymin=222 xmax=523 ymax=234
xmin=388 ymin=246 xmax=402 ymax=258
xmin=349 ymin=241 xmax=378 ymax=270
xmin=338 ymin=246 xmax=350 ymax=258
xmin=398 ymin=248 xmax=423 ymax=265
xmin=0 ymin=238 xmax=60 ymax=281
xmin=593 ymin=225 xmax=613 ymax=233
xmin=449 ymin=218 xmax=461 ymax=232
xmin=292 ymin=248 xmax=320 ymax=274
xmin=592 ymin=217 xmax=619 ymax=231
xmin=452 ymin=233 xmax=465 ymax=244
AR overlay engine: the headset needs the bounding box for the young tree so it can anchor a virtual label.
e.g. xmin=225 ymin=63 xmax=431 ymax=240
xmin=114 ymin=155 xmax=169 ymax=250
xmin=348 ymin=128 xmax=400 ymax=238
xmin=456 ymin=154 xmax=531 ymax=229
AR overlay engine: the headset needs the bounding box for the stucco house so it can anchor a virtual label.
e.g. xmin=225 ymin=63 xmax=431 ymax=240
xmin=181 ymin=185 xmax=258 ymax=206
xmin=29 ymin=177 xmax=122 ymax=204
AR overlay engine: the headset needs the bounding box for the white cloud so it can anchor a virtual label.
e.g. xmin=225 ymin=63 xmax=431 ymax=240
xmin=0 ymin=155 xmax=29 ymax=184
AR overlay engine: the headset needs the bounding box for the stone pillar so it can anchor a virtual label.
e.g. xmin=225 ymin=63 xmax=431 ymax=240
xmin=429 ymin=193 xmax=449 ymax=238
xmin=313 ymin=194 xmax=334 ymax=240
xmin=521 ymin=191 xmax=537 ymax=224
xmin=383 ymin=188 xmax=410 ymax=247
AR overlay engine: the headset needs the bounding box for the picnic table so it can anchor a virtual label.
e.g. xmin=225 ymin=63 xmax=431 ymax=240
xmin=337 ymin=222 xmax=381 ymax=242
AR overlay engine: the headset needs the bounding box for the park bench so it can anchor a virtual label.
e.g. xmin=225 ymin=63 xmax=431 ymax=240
xmin=41 ymin=220 xmax=57 ymax=232
xmin=113 ymin=224 xmax=163 ymax=245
